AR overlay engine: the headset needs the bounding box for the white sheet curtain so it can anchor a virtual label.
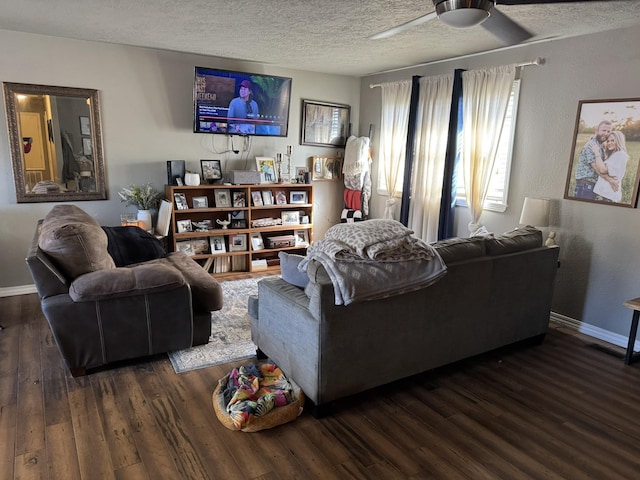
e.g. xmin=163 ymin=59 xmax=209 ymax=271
xmin=379 ymin=80 xmax=412 ymax=219
xmin=461 ymin=64 xmax=516 ymax=234
xmin=407 ymin=74 xmax=454 ymax=242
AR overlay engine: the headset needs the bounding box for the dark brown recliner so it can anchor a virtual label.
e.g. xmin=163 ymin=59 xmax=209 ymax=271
xmin=27 ymin=204 xmax=223 ymax=377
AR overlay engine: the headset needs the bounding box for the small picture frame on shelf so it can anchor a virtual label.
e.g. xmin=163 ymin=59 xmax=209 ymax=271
xmin=201 ymin=159 xmax=222 ymax=184
xmin=251 ymin=191 xmax=263 ymax=206
xmin=209 ymin=235 xmax=226 ymax=254
xmin=176 ymin=240 xmax=194 ymax=256
xmin=262 ymin=190 xmax=274 ymax=206
xmin=296 ymin=167 xmax=309 ymax=183
xmin=192 ymin=219 xmax=213 ymax=231
xmin=174 ymin=192 xmax=188 ymax=210
xmin=275 ymin=190 xmax=287 ymax=205
xmin=230 ymin=234 xmax=248 ymax=252
xmin=281 ymin=211 xmax=300 ymax=226
xmin=191 ymin=238 xmax=210 ymax=255
xmin=231 ymin=219 xmax=248 ymax=229
xmin=251 ymin=232 xmax=264 ymax=250
xmin=192 ymin=196 xmax=208 ymax=209
xmin=232 ymin=191 xmax=246 ymax=207
xmin=176 ymin=219 xmax=193 ymax=233
xmin=214 ymin=189 xmax=232 ymax=208
xmin=289 ymin=191 xmax=307 ymax=204
xmin=231 ymin=210 xmax=245 ymax=220
xmin=294 ymin=229 xmax=309 ymax=247
xmin=256 ymin=156 xmax=277 ymax=184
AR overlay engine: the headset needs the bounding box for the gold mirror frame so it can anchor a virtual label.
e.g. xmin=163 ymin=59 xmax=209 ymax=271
xmin=3 ymin=82 xmax=107 ymax=203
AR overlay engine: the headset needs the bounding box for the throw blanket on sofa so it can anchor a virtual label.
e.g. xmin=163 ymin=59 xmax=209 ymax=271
xmin=299 ymin=220 xmax=447 ymax=305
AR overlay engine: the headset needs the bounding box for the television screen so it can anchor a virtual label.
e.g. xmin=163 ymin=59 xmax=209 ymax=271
xmin=193 ymin=66 xmax=292 ymax=137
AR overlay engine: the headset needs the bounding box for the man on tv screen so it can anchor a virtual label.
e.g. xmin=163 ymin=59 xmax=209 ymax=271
xmin=228 ymin=80 xmax=259 ymax=121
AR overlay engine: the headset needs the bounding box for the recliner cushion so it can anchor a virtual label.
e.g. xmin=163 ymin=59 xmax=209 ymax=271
xmin=485 ymin=226 xmax=542 ymax=256
xmin=38 ymin=205 xmax=115 ymax=279
xmin=102 ymin=226 xmax=166 ymax=267
xmin=431 ymin=236 xmax=486 ymax=264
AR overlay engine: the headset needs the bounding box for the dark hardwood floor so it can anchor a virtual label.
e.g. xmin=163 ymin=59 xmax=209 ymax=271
xmin=2 ymin=293 xmax=640 ymax=479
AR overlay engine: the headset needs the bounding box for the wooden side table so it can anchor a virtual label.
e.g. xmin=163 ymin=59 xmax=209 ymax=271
xmin=623 ymin=297 xmax=640 ymax=365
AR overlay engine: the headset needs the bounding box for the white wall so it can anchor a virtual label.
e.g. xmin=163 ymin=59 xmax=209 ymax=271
xmin=0 ymin=29 xmax=360 ymax=289
xmin=360 ymin=25 xmax=640 ymax=338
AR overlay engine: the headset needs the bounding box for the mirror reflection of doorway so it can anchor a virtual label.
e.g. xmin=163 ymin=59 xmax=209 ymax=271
xmin=19 ymin=108 xmax=56 ymax=191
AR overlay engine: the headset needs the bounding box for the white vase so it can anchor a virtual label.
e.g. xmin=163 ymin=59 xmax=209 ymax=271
xmin=137 ymin=209 xmax=152 ymax=232
xmin=185 ymin=172 xmax=200 ymax=186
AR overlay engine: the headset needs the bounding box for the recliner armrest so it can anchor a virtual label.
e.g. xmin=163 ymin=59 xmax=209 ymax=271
xmin=69 ymin=263 xmax=185 ymax=302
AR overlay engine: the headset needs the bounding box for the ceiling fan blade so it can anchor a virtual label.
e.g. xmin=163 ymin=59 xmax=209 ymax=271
xmin=482 ymin=8 xmax=533 ymax=44
xmin=370 ymin=12 xmax=438 ymax=40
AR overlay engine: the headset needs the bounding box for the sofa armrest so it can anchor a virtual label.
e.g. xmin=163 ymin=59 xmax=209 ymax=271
xmin=69 ymin=263 xmax=185 ymax=302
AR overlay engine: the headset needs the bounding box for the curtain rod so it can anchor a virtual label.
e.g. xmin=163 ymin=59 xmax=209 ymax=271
xmin=369 ymin=57 xmax=545 ymax=88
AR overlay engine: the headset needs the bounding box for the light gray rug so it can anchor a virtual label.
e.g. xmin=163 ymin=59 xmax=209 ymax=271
xmin=168 ymin=277 xmax=261 ymax=373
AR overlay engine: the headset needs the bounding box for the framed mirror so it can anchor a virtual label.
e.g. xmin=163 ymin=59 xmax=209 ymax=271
xmin=2 ymin=82 xmax=107 ymax=202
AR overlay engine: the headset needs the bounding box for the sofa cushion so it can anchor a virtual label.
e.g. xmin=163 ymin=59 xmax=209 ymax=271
xmin=278 ymin=252 xmax=309 ymax=288
xmin=102 ymin=226 xmax=166 ymax=267
xmin=485 ymin=226 xmax=542 ymax=256
xmin=38 ymin=205 xmax=115 ymax=279
xmin=431 ymin=236 xmax=486 ymax=264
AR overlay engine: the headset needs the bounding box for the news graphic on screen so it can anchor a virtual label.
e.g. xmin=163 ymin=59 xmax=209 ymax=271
xmin=193 ymin=66 xmax=292 ymax=137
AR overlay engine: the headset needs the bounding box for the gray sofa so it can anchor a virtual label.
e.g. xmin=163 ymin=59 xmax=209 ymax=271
xmin=250 ymin=227 xmax=559 ymax=416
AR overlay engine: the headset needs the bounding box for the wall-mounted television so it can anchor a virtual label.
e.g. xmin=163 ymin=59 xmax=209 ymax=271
xmin=193 ymin=66 xmax=292 ymax=137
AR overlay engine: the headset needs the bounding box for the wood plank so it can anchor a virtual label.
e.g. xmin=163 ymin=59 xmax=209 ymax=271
xmin=13 ymin=449 xmax=46 ymax=480
xmin=45 ymin=421 xmax=81 ymax=480
xmin=0 ymin=403 xmax=16 ymax=480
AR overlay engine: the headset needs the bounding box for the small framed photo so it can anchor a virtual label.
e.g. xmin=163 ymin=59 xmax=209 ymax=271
xmin=192 ymin=196 xmax=208 ymax=209
xmin=79 ymin=116 xmax=91 ymax=135
xmin=296 ymin=167 xmax=309 ymax=183
xmin=176 ymin=219 xmax=193 ymax=233
xmin=289 ymin=191 xmax=307 ymax=204
xmin=232 ymin=191 xmax=246 ymax=207
xmin=176 ymin=240 xmax=194 ymax=256
xmin=231 ymin=219 xmax=247 ymax=229
xmin=275 ymin=190 xmax=287 ymax=205
xmin=251 ymin=232 xmax=264 ymax=250
xmin=230 ymin=234 xmax=248 ymax=252
xmin=294 ymin=229 xmax=309 ymax=247
xmin=209 ymin=235 xmax=226 ymax=254
xmin=201 ymin=159 xmax=222 ymax=184
xmin=312 ymin=156 xmax=343 ymax=181
xmin=191 ymin=238 xmax=210 ymax=255
xmin=174 ymin=192 xmax=188 ymax=210
xmin=82 ymin=137 xmax=92 ymax=155
xmin=262 ymin=190 xmax=274 ymax=206
xmin=281 ymin=211 xmax=300 ymax=226
xmin=192 ymin=219 xmax=213 ymax=231
xmin=256 ymin=156 xmax=277 ymax=184
xmin=251 ymin=191 xmax=263 ymax=206
xmin=214 ymin=188 xmax=232 ymax=208
xmin=231 ymin=210 xmax=245 ymax=220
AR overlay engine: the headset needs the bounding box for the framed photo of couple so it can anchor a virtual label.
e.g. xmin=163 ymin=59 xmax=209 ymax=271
xmin=564 ymin=98 xmax=640 ymax=208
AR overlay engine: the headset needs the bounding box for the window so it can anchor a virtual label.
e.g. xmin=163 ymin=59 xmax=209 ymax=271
xmin=455 ymin=79 xmax=521 ymax=212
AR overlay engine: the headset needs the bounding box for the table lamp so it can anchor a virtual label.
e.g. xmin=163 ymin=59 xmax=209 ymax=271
xmin=519 ymin=197 xmax=556 ymax=246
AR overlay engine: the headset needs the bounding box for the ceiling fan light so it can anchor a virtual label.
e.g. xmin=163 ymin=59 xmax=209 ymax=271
xmin=436 ymin=0 xmax=493 ymax=29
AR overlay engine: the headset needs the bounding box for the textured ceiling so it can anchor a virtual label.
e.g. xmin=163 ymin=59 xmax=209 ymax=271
xmin=1 ymin=0 xmax=639 ymax=76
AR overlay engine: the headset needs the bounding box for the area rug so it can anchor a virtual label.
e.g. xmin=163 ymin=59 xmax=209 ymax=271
xmin=168 ymin=277 xmax=264 ymax=373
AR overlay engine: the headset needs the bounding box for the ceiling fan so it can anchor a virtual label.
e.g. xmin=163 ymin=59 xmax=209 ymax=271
xmin=370 ymin=0 xmax=601 ymax=46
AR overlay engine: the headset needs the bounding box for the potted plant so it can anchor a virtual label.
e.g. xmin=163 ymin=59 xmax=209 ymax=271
xmin=118 ymin=183 xmax=163 ymax=232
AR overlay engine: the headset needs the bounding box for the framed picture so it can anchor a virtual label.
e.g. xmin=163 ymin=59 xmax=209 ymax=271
xmin=209 ymin=235 xmax=226 ymax=254
xmin=82 ymin=137 xmax=92 ymax=155
xmin=275 ymin=190 xmax=287 ymax=205
xmin=251 ymin=232 xmax=264 ymax=250
xmin=281 ymin=211 xmax=300 ymax=226
xmin=201 ymin=159 xmax=222 ymax=184
xmin=176 ymin=240 xmax=194 ymax=256
xmin=231 ymin=219 xmax=247 ymax=229
xmin=191 ymin=238 xmax=210 ymax=255
xmin=176 ymin=219 xmax=193 ymax=233
xmin=192 ymin=219 xmax=213 ymax=231
xmin=289 ymin=191 xmax=307 ymax=204
xmin=251 ymin=191 xmax=263 ymax=206
xmin=231 ymin=210 xmax=245 ymax=220
xmin=214 ymin=188 xmax=231 ymax=208
xmin=174 ymin=192 xmax=188 ymax=210
xmin=232 ymin=191 xmax=246 ymax=207
xmin=294 ymin=229 xmax=309 ymax=247
xmin=79 ymin=116 xmax=91 ymax=135
xmin=230 ymin=234 xmax=248 ymax=252
xmin=564 ymin=98 xmax=640 ymax=208
xmin=296 ymin=167 xmax=309 ymax=183
xmin=256 ymin=156 xmax=277 ymax=183
xmin=301 ymin=99 xmax=350 ymax=147
xmin=262 ymin=190 xmax=274 ymax=206
xmin=192 ymin=196 xmax=208 ymax=209
xmin=312 ymin=155 xmax=343 ymax=181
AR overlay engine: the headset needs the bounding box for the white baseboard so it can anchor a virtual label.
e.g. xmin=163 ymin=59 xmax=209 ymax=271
xmin=0 ymin=284 xmax=37 ymax=297
xmin=550 ymin=311 xmax=637 ymax=351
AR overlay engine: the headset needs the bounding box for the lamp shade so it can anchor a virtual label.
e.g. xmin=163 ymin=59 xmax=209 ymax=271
xmin=519 ymin=197 xmax=550 ymax=227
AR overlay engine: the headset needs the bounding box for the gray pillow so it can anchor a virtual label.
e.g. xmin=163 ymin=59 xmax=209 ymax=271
xmin=278 ymin=252 xmax=309 ymax=288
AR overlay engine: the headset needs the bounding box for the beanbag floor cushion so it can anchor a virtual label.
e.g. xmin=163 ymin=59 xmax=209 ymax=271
xmin=212 ymin=361 xmax=304 ymax=432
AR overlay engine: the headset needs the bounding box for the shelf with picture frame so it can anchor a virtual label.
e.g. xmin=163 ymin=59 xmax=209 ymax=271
xmin=165 ymin=183 xmax=313 ymax=278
